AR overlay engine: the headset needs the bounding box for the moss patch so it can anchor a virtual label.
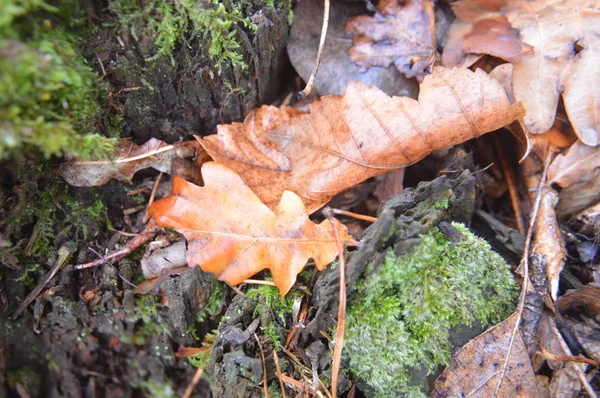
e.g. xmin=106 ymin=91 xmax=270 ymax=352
xmin=0 ymin=0 xmax=115 ymax=158
xmin=344 ymin=223 xmax=518 ymax=397
xmin=109 ymin=0 xmax=280 ymax=72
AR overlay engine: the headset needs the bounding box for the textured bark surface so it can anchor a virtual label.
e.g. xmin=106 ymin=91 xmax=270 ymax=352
xmin=84 ymin=0 xmax=291 ymax=143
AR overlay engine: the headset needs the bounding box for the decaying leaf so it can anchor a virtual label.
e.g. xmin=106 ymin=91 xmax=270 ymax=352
xmin=287 ymin=0 xmax=416 ymax=97
xmin=445 ymin=0 xmax=600 ymax=145
xmin=532 ymin=188 xmax=566 ymax=301
xmin=58 ymin=138 xmax=196 ymax=187
xmin=432 ymin=312 xmax=538 ymax=397
xmin=462 ymin=15 xmax=533 ymax=63
xmin=549 ymin=141 xmax=600 ymax=188
xmin=200 ymin=67 xmax=524 ymax=208
xmin=148 ymin=162 xmax=353 ymax=296
xmin=556 ymin=285 xmax=600 ymax=363
xmin=346 ymin=0 xmax=435 ymax=80
xmin=549 ymin=141 xmax=600 ymax=216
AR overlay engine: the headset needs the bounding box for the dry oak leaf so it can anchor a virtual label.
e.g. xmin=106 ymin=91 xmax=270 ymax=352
xmin=199 ymin=67 xmax=525 ymax=207
xmin=148 ymin=162 xmax=353 ymax=296
xmin=346 ymin=0 xmax=435 ymax=80
xmin=446 ymin=0 xmax=600 ymax=146
xmin=58 ymin=138 xmax=196 ymax=187
xmin=548 ymin=141 xmax=600 ymax=216
xmin=432 ymin=312 xmax=539 ymax=397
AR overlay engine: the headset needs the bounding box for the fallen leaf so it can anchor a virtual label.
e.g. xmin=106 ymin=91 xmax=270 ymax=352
xmin=548 ymin=141 xmax=600 ymax=188
xmin=532 ymin=188 xmax=565 ymax=301
xmin=148 ymin=162 xmax=352 ymax=296
xmin=58 ymin=138 xmax=197 ymax=187
xmin=556 ymin=285 xmax=600 ymax=363
xmin=432 ymin=313 xmax=538 ymax=397
xmin=346 ymin=0 xmax=435 ymax=80
xmin=287 ymin=0 xmax=417 ymax=97
xmin=445 ymin=0 xmax=600 ymax=145
xmin=549 ymin=142 xmax=600 ymax=216
xmin=141 ymin=240 xmax=187 ymax=280
xmin=199 ymin=67 xmax=524 ymax=207
xmin=462 ymin=15 xmax=533 ymax=63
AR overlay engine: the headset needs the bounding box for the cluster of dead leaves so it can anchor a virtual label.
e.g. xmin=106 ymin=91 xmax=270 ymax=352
xmin=56 ymin=0 xmax=600 ymax=395
xmin=59 ymin=67 xmax=523 ymax=295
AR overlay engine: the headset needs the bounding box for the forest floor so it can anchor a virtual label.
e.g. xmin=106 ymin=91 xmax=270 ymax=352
xmin=2 ymin=0 xmax=600 ymax=397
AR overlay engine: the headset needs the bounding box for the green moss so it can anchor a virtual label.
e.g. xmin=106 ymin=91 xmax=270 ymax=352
xmin=0 ymin=0 xmax=115 ymax=158
xmin=139 ymin=380 xmax=176 ymax=398
xmin=247 ymin=283 xmax=303 ymax=350
xmin=64 ymin=197 xmax=111 ymax=241
xmin=344 ymin=223 xmax=518 ymax=397
xmin=6 ymin=366 xmax=41 ymax=393
xmin=110 ymin=0 xmax=261 ymax=72
xmin=122 ymin=295 xmax=171 ymax=345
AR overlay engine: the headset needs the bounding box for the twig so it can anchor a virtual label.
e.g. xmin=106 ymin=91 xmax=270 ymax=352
xmin=298 ymin=0 xmax=329 ymax=98
xmin=12 ymin=243 xmax=76 ymax=319
xmin=548 ymin=319 xmax=598 ymax=397
xmin=493 ymin=134 xmax=525 ymax=233
xmin=242 ymin=279 xmax=277 ymax=286
xmin=254 ymin=333 xmax=270 ymax=398
xmin=273 ymin=350 xmax=288 ymax=398
xmin=493 ymin=150 xmax=553 ymax=396
xmin=75 ymin=221 xmax=158 ymax=270
xmin=182 ymin=367 xmax=204 ymax=398
xmin=143 ymin=172 xmax=163 ymax=223
xmin=323 ymin=208 xmax=346 ymax=398
xmin=538 ymin=346 xmax=599 ymax=367
xmin=330 ymin=208 xmax=377 ymax=223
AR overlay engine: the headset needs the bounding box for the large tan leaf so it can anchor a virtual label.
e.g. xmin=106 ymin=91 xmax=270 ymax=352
xmin=58 ymin=138 xmax=196 ymax=187
xmin=345 ymin=0 xmax=435 ymax=80
xmin=432 ymin=313 xmax=538 ymax=397
xmin=148 ymin=162 xmax=352 ymax=296
xmin=446 ymin=0 xmax=600 ymax=146
xmin=199 ymin=67 xmax=524 ymax=207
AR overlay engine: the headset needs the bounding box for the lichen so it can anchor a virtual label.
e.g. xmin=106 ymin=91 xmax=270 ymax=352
xmin=0 ymin=0 xmax=116 ymax=158
xmin=344 ymin=223 xmax=519 ymax=397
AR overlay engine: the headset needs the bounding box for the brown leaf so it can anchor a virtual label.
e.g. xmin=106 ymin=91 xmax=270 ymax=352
xmin=463 ymin=15 xmax=533 ymax=63
xmin=346 ymin=0 xmax=435 ymax=80
xmin=200 ymin=67 xmax=525 ymax=207
xmin=445 ymin=0 xmax=600 ymax=145
xmin=548 ymin=141 xmax=600 ymax=188
xmin=432 ymin=313 xmax=538 ymax=397
xmin=148 ymin=162 xmax=352 ymax=296
xmin=58 ymin=138 xmax=196 ymax=187
xmin=532 ymin=188 xmax=565 ymax=300
xmin=557 ymin=285 xmax=600 ymax=363
xmin=549 ymin=142 xmax=600 ymax=216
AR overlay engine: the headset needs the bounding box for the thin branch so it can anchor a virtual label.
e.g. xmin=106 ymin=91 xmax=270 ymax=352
xmin=182 ymin=367 xmax=204 ymax=398
xmin=493 ymin=150 xmax=553 ymax=396
xmin=254 ymin=333 xmax=270 ymax=398
xmin=298 ymin=0 xmax=329 ymax=98
xmin=330 ymin=208 xmax=378 ymax=223
xmin=323 ymin=207 xmax=346 ymax=398
xmin=273 ymin=350 xmax=288 ymax=398
xmin=143 ymin=172 xmax=163 ymax=223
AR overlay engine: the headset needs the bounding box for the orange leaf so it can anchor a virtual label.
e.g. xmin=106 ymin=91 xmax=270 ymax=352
xmin=148 ymin=162 xmax=352 ymax=296
xmin=199 ymin=67 xmax=524 ymax=207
